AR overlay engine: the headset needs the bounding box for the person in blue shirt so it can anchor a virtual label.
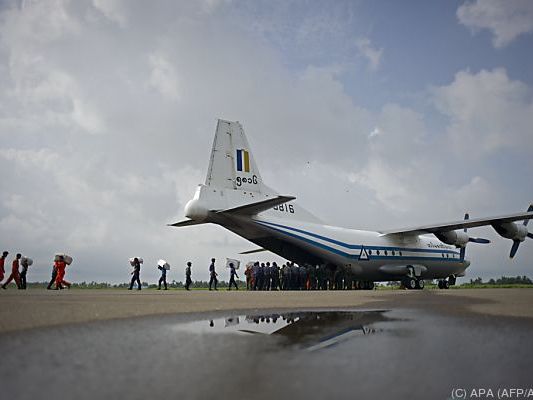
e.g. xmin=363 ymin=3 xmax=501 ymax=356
xmin=228 ymin=263 xmax=239 ymax=290
xmin=208 ymin=258 xmax=218 ymax=291
xmin=158 ymin=263 xmax=168 ymax=290
xmin=185 ymin=261 xmax=192 ymax=291
xmin=128 ymin=258 xmax=142 ymax=290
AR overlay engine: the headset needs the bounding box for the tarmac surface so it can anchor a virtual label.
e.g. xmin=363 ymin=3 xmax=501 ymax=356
xmin=1 ymin=288 xmax=532 ymax=400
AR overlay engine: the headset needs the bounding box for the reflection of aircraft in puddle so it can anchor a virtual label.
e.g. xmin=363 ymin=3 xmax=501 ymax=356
xmin=211 ymin=311 xmax=391 ymax=351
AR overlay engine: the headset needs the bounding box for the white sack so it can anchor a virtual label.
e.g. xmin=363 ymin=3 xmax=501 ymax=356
xmin=226 ymin=258 xmax=240 ymax=269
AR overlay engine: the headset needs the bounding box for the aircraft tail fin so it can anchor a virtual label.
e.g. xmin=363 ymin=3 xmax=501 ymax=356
xmin=205 ymin=119 xmax=276 ymax=194
xmin=173 ymin=119 xmax=323 ymax=226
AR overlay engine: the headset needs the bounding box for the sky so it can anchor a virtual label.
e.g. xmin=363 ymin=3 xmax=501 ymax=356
xmin=1 ymin=0 xmax=532 ymax=283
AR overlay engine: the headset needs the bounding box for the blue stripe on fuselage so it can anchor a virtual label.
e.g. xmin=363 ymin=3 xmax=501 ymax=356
xmin=255 ymin=220 xmax=458 ymax=255
xmin=254 ymin=220 xmax=460 ymax=262
xmin=258 ymin=220 xmax=362 ymax=249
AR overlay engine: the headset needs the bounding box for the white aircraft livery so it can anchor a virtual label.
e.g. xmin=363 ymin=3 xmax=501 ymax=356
xmin=170 ymin=119 xmax=533 ymax=289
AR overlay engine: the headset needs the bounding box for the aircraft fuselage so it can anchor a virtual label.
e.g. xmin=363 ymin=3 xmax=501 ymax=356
xmin=210 ymin=212 xmax=467 ymax=281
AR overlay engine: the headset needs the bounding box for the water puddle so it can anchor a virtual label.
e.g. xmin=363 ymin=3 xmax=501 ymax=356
xmin=174 ymin=310 xmax=395 ymax=351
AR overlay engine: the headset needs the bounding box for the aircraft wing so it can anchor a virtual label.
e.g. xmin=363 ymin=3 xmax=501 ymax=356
xmin=380 ymin=211 xmax=533 ymax=236
xmin=217 ymin=195 xmax=296 ymax=216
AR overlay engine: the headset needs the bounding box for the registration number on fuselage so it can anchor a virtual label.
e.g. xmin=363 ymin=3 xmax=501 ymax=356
xmin=273 ymin=204 xmax=294 ymax=214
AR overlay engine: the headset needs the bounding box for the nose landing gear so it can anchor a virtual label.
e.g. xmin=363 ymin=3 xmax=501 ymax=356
xmin=438 ymin=275 xmax=456 ymax=289
xmin=437 ymin=280 xmax=449 ymax=289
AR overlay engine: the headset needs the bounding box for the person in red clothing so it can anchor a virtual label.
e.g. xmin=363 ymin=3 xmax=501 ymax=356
xmin=0 ymin=251 xmax=8 ymax=283
xmin=54 ymin=255 xmax=71 ymax=290
xmin=0 ymin=251 xmax=8 ymax=281
xmin=2 ymin=253 xmax=21 ymax=289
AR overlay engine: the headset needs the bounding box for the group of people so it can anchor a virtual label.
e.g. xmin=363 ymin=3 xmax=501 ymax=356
xmin=244 ymin=262 xmax=360 ymax=291
xmin=1 ymin=252 xmax=24 ymax=289
xmin=126 ymin=258 xmax=364 ymax=291
xmin=2 ymin=251 xmax=357 ymax=292
xmin=1 ymin=252 xmax=32 ymax=290
xmin=207 ymin=258 xmax=239 ymax=291
xmin=0 ymin=251 xmax=72 ymax=290
xmin=127 ymin=257 xmax=239 ymax=291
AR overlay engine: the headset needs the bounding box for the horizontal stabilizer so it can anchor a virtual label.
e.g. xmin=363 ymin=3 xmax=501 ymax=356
xmin=217 ymin=195 xmax=296 ymax=216
xmin=168 ymin=219 xmax=206 ymax=227
xmin=239 ymin=248 xmax=267 ymax=255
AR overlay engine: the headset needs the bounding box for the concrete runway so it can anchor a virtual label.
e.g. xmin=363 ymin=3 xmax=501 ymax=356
xmin=1 ymin=289 xmax=532 ymax=399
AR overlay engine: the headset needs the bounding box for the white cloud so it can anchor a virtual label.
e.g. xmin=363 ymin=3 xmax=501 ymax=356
xmin=344 ymin=105 xmax=429 ymax=213
xmin=92 ymin=0 xmax=127 ymax=27
xmin=369 ymin=127 xmax=380 ymax=138
xmin=452 ymin=176 xmax=495 ymax=214
xmin=2 ymin=148 xmax=60 ymax=169
xmin=201 ymin=0 xmax=232 ymax=14
xmin=457 ymin=0 xmax=533 ymax=48
xmin=348 ymin=159 xmax=417 ymax=213
xmin=1 ymin=3 xmax=105 ymax=135
xmin=0 ymin=0 xmax=80 ymax=45
xmin=355 ymin=37 xmax=383 ymax=71
xmin=148 ymin=52 xmax=180 ymax=101
xmin=9 ymin=64 xmax=106 ymax=134
xmin=433 ymin=68 xmax=533 ymax=157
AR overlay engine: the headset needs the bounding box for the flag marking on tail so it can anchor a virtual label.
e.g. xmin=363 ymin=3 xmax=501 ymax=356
xmin=236 ymin=149 xmax=250 ymax=172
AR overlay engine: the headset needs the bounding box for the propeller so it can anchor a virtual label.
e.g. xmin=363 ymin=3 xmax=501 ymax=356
xmin=460 ymin=213 xmax=491 ymax=260
xmin=509 ymin=204 xmax=533 ymax=258
xmin=510 ymin=240 xmax=521 ymax=258
xmin=465 ymin=213 xmax=491 ymax=244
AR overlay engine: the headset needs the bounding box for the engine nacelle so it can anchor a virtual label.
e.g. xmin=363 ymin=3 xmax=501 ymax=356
xmin=492 ymin=222 xmax=528 ymax=242
xmin=434 ymin=231 xmax=469 ymax=247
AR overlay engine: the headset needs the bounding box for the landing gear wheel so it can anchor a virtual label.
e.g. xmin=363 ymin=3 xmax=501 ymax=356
xmin=367 ymin=281 xmax=375 ymax=290
xmin=415 ymin=279 xmax=424 ymax=290
xmin=404 ymin=278 xmax=417 ymax=290
xmin=443 ymin=280 xmax=450 ymax=289
xmin=438 ymin=280 xmax=444 ymax=289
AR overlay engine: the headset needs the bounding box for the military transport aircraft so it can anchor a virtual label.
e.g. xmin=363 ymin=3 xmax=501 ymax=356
xmin=170 ymin=119 xmax=533 ymax=289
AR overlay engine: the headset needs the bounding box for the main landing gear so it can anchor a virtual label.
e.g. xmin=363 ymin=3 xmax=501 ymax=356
xmin=402 ymin=277 xmax=425 ymax=290
xmin=402 ymin=266 xmax=424 ymax=290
